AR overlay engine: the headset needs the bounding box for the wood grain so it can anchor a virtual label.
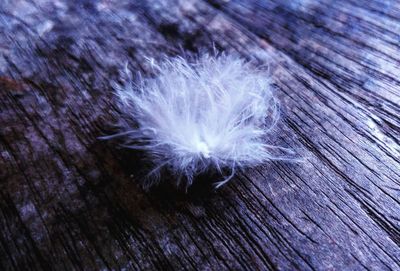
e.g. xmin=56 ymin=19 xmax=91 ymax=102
xmin=0 ymin=0 xmax=399 ymax=270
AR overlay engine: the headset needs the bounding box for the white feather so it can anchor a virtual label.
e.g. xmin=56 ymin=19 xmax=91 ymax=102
xmin=106 ymin=53 xmax=292 ymax=188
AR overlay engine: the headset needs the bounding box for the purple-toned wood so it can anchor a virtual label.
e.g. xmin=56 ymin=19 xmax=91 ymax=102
xmin=0 ymin=0 xmax=399 ymax=270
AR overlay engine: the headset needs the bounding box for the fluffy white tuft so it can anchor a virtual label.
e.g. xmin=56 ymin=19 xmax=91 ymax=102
xmin=106 ymin=53 xmax=292 ymax=189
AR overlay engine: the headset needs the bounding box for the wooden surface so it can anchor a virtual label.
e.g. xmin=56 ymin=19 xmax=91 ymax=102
xmin=1 ymin=0 xmax=399 ymax=270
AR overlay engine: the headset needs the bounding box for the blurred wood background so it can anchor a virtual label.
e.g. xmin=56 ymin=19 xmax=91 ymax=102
xmin=0 ymin=0 xmax=399 ymax=270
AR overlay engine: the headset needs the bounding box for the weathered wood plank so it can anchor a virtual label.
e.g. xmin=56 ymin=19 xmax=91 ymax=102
xmin=0 ymin=0 xmax=399 ymax=270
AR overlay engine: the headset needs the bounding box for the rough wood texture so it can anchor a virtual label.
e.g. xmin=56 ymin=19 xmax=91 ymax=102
xmin=0 ymin=0 xmax=399 ymax=270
